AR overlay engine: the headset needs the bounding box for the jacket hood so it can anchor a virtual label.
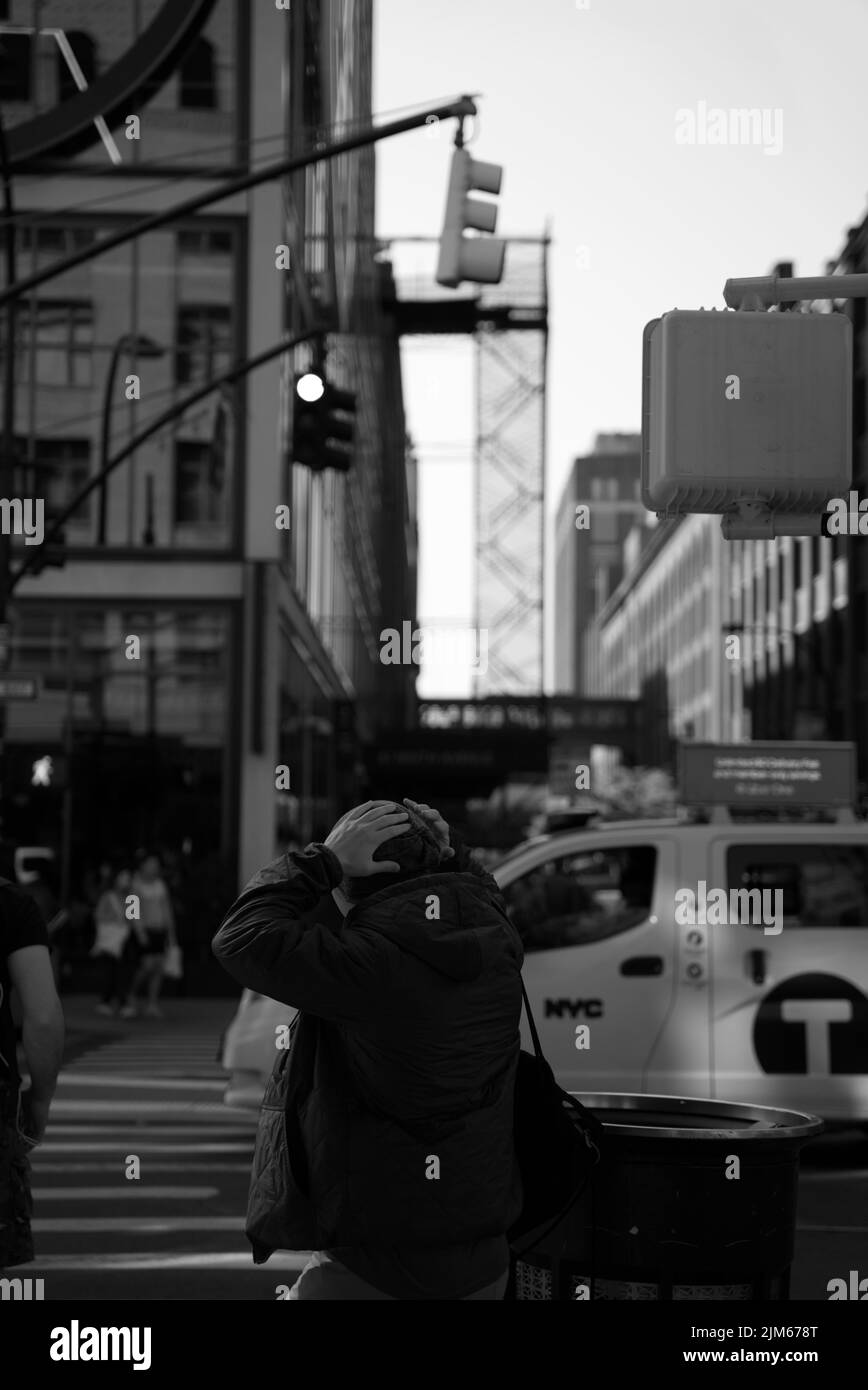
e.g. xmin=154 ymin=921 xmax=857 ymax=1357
xmin=344 ymin=870 xmax=519 ymax=982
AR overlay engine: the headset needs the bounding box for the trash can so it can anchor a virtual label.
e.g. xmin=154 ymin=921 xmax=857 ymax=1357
xmin=509 ymin=1093 xmax=823 ymax=1300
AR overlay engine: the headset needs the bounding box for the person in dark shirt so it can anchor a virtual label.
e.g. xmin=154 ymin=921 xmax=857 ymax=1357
xmin=0 ymin=880 xmax=65 ymax=1269
xmin=213 ymin=798 xmax=523 ymax=1300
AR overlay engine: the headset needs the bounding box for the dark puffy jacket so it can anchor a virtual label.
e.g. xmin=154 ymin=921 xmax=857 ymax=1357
xmin=212 ymin=840 xmax=524 ymax=1256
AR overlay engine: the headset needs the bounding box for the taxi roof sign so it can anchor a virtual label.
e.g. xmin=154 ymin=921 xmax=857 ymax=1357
xmin=679 ymin=742 xmax=856 ymax=809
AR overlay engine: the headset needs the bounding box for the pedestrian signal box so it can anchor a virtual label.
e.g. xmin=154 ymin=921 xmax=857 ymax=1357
xmin=641 ymin=309 xmax=852 ymax=539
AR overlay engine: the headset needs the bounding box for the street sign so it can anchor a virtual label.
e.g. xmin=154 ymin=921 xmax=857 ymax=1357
xmin=0 ymin=677 xmax=39 ymax=700
xmin=679 ymin=742 xmax=856 ymax=809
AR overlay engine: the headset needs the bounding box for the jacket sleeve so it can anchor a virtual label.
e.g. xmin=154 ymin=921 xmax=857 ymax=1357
xmin=211 ymin=844 xmax=391 ymax=1022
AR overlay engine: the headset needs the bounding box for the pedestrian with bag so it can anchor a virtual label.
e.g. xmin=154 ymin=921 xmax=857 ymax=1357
xmin=91 ymin=866 xmax=134 ymax=1016
xmin=213 ymin=798 xmax=525 ymax=1300
xmin=122 ymin=852 xmax=178 ymax=1020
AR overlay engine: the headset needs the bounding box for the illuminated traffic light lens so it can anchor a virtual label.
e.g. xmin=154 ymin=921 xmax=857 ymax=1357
xmin=297 ymin=372 xmax=325 ymax=402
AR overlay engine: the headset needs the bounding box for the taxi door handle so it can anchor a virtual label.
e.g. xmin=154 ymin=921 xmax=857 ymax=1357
xmin=747 ymin=949 xmax=767 ymax=986
xmin=620 ymin=955 xmax=664 ymax=977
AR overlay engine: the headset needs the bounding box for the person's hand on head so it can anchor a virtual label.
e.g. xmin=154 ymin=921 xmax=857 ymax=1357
xmin=324 ymin=801 xmax=409 ymax=877
xmin=402 ymin=799 xmax=454 ymax=861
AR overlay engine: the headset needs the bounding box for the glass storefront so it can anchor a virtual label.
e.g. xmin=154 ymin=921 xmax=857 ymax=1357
xmin=0 ymin=602 xmax=236 ymax=961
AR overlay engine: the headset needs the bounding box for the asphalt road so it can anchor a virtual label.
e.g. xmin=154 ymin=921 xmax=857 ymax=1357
xmin=14 ymin=997 xmax=307 ymax=1302
xmin=8 ymin=996 xmax=867 ymax=1301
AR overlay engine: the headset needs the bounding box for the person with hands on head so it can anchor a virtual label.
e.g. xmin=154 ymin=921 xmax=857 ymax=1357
xmin=213 ymin=795 xmax=523 ymax=1300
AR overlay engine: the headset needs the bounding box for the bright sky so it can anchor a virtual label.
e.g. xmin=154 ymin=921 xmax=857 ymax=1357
xmin=374 ymin=0 xmax=868 ymax=695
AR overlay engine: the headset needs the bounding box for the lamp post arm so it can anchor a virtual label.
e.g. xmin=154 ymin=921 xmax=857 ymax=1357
xmin=97 ymin=336 xmax=128 ymax=546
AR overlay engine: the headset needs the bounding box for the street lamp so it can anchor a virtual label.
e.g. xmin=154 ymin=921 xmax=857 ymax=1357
xmin=98 ymin=332 xmax=164 ymax=546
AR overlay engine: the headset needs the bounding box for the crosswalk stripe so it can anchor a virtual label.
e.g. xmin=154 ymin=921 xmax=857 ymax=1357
xmin=32 ymin=1141 xmax=251 ymax=1153
xmin=15 ymin=1252 xmax=310 ymax=1271
xmin=41 ymin=1124 xmax=253 ymax=1136
xmin=58 ymin=1075 xmax=226 ymax=1090
xmin=34 ymin=1217 xmax=247 ymax=1232
xmin=49 ymin=1099 xmax=252 ymax=1117
xmin=32 ymin=1186 xmax=219 ymax=1200
xmin=33 ymin=1163 xmax=251 ymax=1173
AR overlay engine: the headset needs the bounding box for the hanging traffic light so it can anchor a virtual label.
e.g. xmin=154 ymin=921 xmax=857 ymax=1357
xmin=435 ymin=145 xmax=506 ymax=288
xmin=291 ymin=373 xmax=356 ymax=473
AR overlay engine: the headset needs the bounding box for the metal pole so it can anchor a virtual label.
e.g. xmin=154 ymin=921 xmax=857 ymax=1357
xmin=0 ymin=97 xmax=480 ymax=311
xmin=724 ymin=272 xmax=868 ymax=309
xmin=98 ymin=337 xmax=127 ymax=546
xmin=60 ymin=621 xmax=74 ymax=906
xmin=10 ymin=326 xmax=327 ymax=588
xmin=0 ymin=108 xmax=16 ymax=811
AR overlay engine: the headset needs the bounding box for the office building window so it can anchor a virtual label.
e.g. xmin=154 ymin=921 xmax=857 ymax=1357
xmin=177 ymin=228 xmax=234 ymax=257
xmin=24 ymin=438 xmax=91 ymax=521
xmin=57 ymin=31 xmax=97 ymax=103
xmin=0 ymin=33 xmax=31 ymax=100
xmin=18 ymin=301 xmax=94 ymax=388
xmin=17 ymin=225 xmax=96 ymax=256
xmin=180 ymin=36 xmax=217 ymax=109
xmin=176 ymin=306 xmax=232 ymax=386
xmin=174 ymin=441 xmax=226 ymax=525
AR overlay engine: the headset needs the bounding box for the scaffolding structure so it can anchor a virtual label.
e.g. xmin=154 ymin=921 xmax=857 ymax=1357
xmin=383 ymin=235 xmax=549 ymax=696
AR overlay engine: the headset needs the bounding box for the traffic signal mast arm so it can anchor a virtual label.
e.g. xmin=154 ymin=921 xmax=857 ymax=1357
xmin=0 ymin=96 xmax=481 ymax=310
xmin=724 ymin=272 xmax=868 ymax=309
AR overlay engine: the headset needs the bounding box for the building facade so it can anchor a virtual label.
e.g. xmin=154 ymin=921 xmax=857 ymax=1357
xmin=0 ymin=0 xmax=416 ymax=972
xmin=554 ymin=433 xmax=647 ymax=694
xmin=582 ymin=257 xmax=859 ymax=776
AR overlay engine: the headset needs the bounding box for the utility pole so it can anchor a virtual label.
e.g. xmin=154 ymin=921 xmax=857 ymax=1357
xmin=0 ymin=107 xmax=17 ymax=818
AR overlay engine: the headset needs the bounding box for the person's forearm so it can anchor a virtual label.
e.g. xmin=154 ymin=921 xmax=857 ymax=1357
xmin=212 ymin=844 xmax=344 ymax=996
xmin=23 ymin=1002 xmax=65 ymax=1100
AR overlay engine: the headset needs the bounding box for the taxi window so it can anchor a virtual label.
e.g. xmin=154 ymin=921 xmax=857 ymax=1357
xmin=726 ymin=845 xmax=868 ymax=928
xmin=501 ymin=845 xmax=658 ymax=953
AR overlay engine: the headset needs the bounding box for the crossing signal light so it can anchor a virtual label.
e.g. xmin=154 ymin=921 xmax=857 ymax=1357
xmin=291 ymin=374 xmax=356 ymax=473
xmin=641 ymin=308 xmax=852 ymax=539
xmin=435 ymin=146 xmax=506 ymax=288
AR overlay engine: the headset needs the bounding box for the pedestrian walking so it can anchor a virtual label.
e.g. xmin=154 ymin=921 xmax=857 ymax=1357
xmin=91 ymin=866 xmax=135 ymax=1015
xmin=122 ymin=853 xmax=178 ymax=1020
xmin=0 ymin=876 xmax=65 ymax=1271
xmin=213 ymin=797 xmax=524 ymax=1300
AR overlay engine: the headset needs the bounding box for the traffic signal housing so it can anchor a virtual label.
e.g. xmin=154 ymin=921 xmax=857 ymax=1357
xmin=291 ymin=374 xmax=356 ymax=473
xmin=641 ymin=308 xmax=852 ymax=538
xmin=29 ymin=526 xmax=67 ymax=575
xmin=435 ymin=146 xmax=506 ymax=289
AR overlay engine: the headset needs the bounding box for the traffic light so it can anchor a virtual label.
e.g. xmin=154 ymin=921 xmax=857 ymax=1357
xmin=435 ymin=146 xmax=506 ymax=288
xmin=641 ymin=309 xmax=852 ymax=539
xmin=291 ymin=373 xmax=356 ymax=473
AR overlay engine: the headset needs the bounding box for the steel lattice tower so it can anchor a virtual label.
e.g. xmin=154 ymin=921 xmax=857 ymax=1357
xmin=386 ymin=234 xmax=549 ymax=696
